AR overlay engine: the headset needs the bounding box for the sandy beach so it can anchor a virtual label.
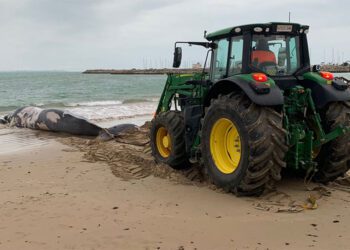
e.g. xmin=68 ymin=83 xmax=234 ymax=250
xmin=0 ymin=123 xmax=349 ymax=250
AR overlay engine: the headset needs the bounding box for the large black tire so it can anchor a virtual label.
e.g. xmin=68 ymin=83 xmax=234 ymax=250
xmin=201 ymin=93 xmax=287 ymax=196
xmin=150 ymin=111 xmax=188 ymax=169
xmin=314 ymin=102 xmax=350 ymax=183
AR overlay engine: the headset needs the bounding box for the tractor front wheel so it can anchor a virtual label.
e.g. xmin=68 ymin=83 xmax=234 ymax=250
xmin=201 ymin=93 xmax=287 ymax=196
xmin=150 ymin=111 xmax=188 ymax=169
xmin=314 ymin=101 xmax=350 ymax=183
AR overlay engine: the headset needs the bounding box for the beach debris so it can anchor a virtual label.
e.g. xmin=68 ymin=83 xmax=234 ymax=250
xmin=326 ymin=175 xmax=350 ymax=193
xmin=253 ymin=191 xmax=304 ymax=213
xmin=57 ymin=124 xmax=206 ymax=186
xmin=276 ymin=206 xmax=304 ymax=213
xmin=301 ymin=194 xmax=318 ymax=210
xmin=306 ymin=234 xmax=318 ymax=238
xmin=252 ymin=186 xmax=334 ymax=213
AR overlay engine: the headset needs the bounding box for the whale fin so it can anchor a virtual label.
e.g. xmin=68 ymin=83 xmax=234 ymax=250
xmin=106 ymin=124 xmax=139 ymax=135
xmin=96 ymin=124 xmax=139 ymax=141
xmin=96 ymin=128 xmax=115 ymax=142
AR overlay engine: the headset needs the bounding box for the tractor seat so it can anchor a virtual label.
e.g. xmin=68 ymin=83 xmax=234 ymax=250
xmin=251 ymin=50 xmax=277 ymax=65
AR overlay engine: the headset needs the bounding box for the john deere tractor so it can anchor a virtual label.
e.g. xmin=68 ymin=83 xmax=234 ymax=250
xmin=150 ymin=22 xmax=350 ymax=196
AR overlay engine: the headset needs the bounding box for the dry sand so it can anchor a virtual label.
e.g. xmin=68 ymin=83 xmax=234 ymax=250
xmin=0 ymin=124 xmax=350 ymax=250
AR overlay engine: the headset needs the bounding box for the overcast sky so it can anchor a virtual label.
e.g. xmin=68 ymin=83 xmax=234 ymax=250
xmin=0 ymin=0 xmax=348 ymax=71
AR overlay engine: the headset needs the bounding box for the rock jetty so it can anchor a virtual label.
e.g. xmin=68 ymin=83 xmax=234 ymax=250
xmin=83 ymin=68 xmax=205 ymax=75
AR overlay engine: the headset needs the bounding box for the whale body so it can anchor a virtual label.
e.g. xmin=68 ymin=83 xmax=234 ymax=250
xmin=2 ymin=107 xmax=138 ymax=140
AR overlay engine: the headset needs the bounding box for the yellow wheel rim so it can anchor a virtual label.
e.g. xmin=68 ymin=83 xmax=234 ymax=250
xmin=156 ymin=126 xmax=172 ymax=158
xmin=210 ymin=118 xmax=242 ymax=174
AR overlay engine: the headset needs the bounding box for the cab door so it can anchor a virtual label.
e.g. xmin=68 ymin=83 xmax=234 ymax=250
xmin=210 ymin=38 xmax=229 ymax=81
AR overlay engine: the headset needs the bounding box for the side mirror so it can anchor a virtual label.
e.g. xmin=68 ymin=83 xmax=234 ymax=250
xmin=173 ymin=47 xmax=182 ymax=68
xmin=312 ymin=65 xmax=321 ymax=72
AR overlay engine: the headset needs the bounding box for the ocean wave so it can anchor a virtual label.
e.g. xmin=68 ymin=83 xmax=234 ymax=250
xmin=122 ymin=97 xmax=159 ymax=104
xmin=66 ymin=101 xmax=157 ymax=121
xmin=33 ymin=103 xmax=45 ymax=107
xmin=35 ymin=99 xmax=158 ymax=108
xmin=64 ymin=100 xmax=123 ymax=107
xmin=0 ymin=98 xmax=160 ymax=117
xmin=90 ymin=113 xmax=153 ymax=122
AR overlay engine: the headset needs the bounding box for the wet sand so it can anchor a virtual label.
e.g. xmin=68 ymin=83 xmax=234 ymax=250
xmin=1 ymin=124 xmax=350 ymax=250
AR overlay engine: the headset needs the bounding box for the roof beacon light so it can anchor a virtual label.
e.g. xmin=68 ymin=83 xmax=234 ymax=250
xmin=234 ymin=27 xmax=241 ymax=33
xmin=320 ymin=71 xmax=334 ymax=80
xmin=252 ymin=73 xmax=268 ymax=82
xmin=254 ymin=27 xmax=263 ymax=32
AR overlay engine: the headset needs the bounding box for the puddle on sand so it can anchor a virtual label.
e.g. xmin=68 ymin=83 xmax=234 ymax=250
xmin=0 ymin=127 xmax=54 ymax=155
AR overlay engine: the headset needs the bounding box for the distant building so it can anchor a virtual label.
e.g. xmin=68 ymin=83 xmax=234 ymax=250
xmin=192 ymin=62 xmax=202 ymax=69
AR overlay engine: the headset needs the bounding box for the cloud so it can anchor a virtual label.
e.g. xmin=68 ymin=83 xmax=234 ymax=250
xmin=0 ymin=0 xmax=348 ymax=70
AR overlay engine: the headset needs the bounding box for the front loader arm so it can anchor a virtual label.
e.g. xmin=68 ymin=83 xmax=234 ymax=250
xmin=155 ymin=73 xmax=204 ymax=114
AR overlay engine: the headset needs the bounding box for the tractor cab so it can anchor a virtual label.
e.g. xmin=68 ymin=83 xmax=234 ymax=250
xmin=173 ymin=23 xmax=310 ymax=77
xmin=205 ymin=23 xmax=311 ymax=89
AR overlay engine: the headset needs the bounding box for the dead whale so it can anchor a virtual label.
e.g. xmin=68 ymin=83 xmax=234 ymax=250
xmin=2 ymin=106 xmax=138 ymax=140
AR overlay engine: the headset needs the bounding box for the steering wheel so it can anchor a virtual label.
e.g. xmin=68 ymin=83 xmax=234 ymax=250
xmin=258 ymin=61 xmax=278 ymax=76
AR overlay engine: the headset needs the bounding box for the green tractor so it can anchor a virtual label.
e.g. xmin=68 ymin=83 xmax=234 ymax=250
xmin=150 ymin=22 xmax=350 ymax=196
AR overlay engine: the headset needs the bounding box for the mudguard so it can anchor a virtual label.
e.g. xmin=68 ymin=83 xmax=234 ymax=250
xmin=211 ymin=75 xmax=284 ymax=106
xmin=303 ymin=73 xmax=350 ymax=108
xmin=303 ymin=81 xmax=350 ymax=108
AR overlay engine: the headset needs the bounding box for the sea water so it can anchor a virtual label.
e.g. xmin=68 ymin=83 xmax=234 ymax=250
xmin=0 ymin=72 xmax=166 ymax=122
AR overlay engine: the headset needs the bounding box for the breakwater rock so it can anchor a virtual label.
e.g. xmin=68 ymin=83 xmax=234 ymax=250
xmin=83 ymin=68 xmax=206 ymax=75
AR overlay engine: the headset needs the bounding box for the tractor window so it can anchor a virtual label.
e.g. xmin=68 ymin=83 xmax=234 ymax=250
xmin=229 ymin=36 xmax=243 ymax=75
xmin=212 ymin=38 xmax=229 ymax=80
xmin=289 ymin=37 xmax=300 ymax=72
xmin=251 ymin=34 xmax=301 ymax=76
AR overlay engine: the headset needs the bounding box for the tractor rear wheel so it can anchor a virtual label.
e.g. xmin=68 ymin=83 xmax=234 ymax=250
xmin=314 ymin=101 xmax=350 ymax=183
xmin=201 ymin=93 xmax=287 ymax=196
xmin=150 ymin=111 xmax=188 ymax=169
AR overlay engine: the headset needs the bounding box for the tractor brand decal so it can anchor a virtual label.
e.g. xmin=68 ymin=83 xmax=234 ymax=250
xmin=276 ymin=25 xmax=293 ymax=32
